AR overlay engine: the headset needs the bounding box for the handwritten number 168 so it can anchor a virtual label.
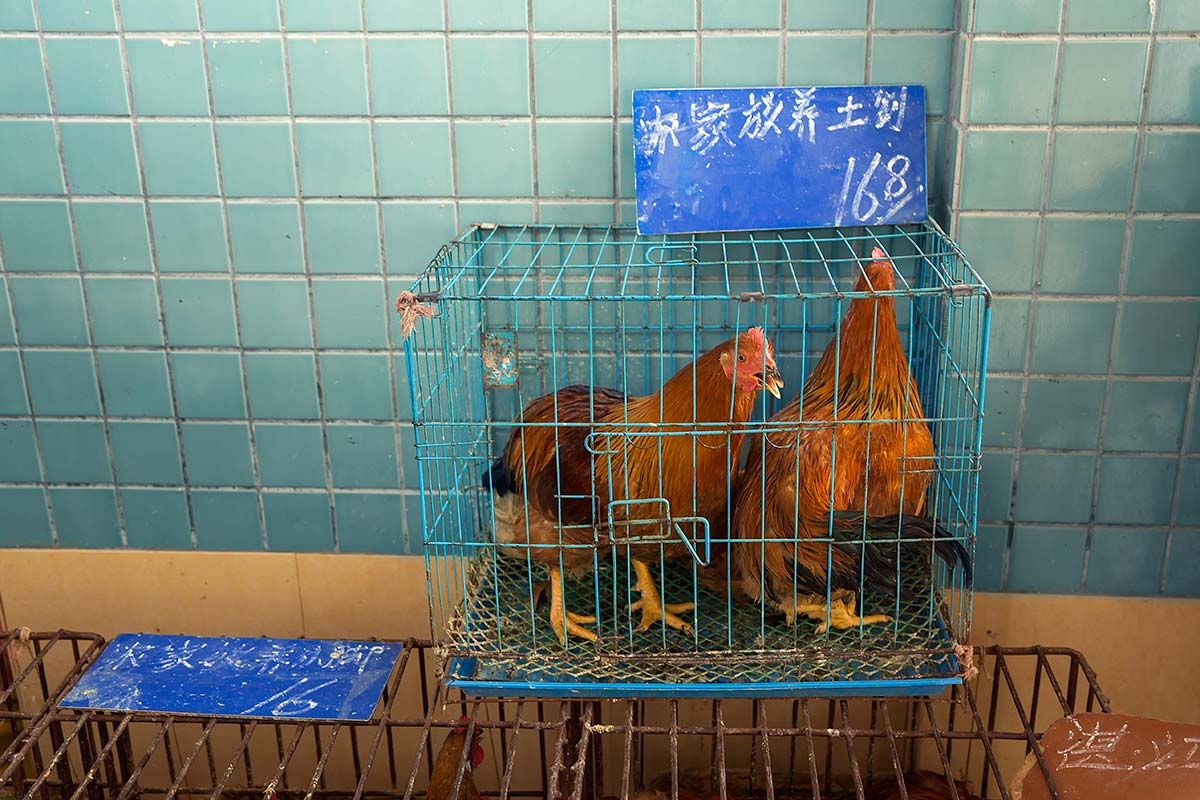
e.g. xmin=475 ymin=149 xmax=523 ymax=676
xmin=835 ymin=152 xmax=912 ymax=226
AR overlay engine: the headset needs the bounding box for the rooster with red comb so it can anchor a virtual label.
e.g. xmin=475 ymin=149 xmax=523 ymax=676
xmin=427 ymin=716 xmax=486 ymax=800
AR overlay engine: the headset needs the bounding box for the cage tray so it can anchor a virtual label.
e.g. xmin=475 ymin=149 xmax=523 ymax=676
xmin=442 ymin=555 xmax=961 ymax=698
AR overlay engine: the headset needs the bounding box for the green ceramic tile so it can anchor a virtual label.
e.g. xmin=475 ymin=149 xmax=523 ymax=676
xmin=1180 ymin=460 xmax=1200 ymax=524
xmin=312 ymin=279 xmax=387 ymax=347
xmin=288 ymin=38 xmax=368 ymax=115
xmin=126 ymin=38 xmax=208 ymax=115
xmin=1138 ymin=132 xmax=1200 ymax=212
xmin=296 ymin=121 xmax=374 ymax=197
xmin=75 ymin=202 xmax=156 ymax=273
xmin=1128 ymin=220 xmax=1200 ymax=296
xmin=0 ymin=121 xmax=64 ymax=195
xmin=1039 ymin=218 xmax=1125 ymax=295
xmin=245 ymin=353 xmax=319 ymax=419
xmin=227 ymin=203 xmax=304 ymax=272
xmin=237 ymin=279 xmax=312 ymax=347
xmin=181 ymin=422 xmax=254 ymax=485
xmin=966 ymin=41 xmax=1056 ymax=124
xmin=208 ymin=38 xmax=288 ymax=114
xmin=537 ymin=121 xmax=614 ymax=198
xmin=787 ymin=0 xmax=866 ymax=28
xmin=973 ymin=0 xmax=1061 ymax=32
xmin=200 ymin=0 xmax=280 ymax=31
xmin=0 ymin=201 xmax=75 ymax=271
xmin=121 ymin=488 xmax=192 ymax=549
xmin=1057 ymin=40 xmax=1147 ymax=124
xmin=44 ymin=37 xmax=127 ymax=114
xmin=1030 ymin=300 xmax=1115 ymax=375
xmin=617 ymin=0 xmax=694 ymax=29
xmin=121 ymin=0 xmax=199 ymax=30
xmin=1166 ymin=530 xmax=1200 ymax=596
xmin=0 ymin=38 xmax=51 ymax=113
xmin=0 ymin=1 xmax=36 ymax=29
xmin=60 ymin=122 xmax=139 ymax=196
xmin=139 ymin=122 xmax=219 ymax=196
xmin=365 ymin=0 xmax=442 ymax=30
xmin=38 ymin=420 xmax=109 ymax=482
xmin=151 ymin=201 xmax=228 ymax=272
xmin=172 ymin=352 xmax=246 ymax=418
xmin=162 ymin=277 xmax=238 ymax=346
xmin=876 ymin=0 xmax=955 ymax=28
xmin=972 ymin=524 xmax=1008 ymax=591
xmin=334 ymin=492 xmax=404 ymax=553
xmin=1148 ymin=40 xmax=1200 ymax=124
xmin=320 ymin=353 xmax=394 ymax=420
xmin=959 ymin=130 xmax=1047 ymax=211
xmin=375 ymin=121 xmax=453 ymax=196
xmin=305 ymin=203 xmax=380 ymax=274
xmin=533 ymin=0 xmax=609 ymax=31
xmin=0 ymin=421 xmax=39 ymax=482
xmin=1015 ymin=453 xmax=1095 ymax=524
xmin=50 ymin=488 xmax=121 ymax=548
xmin=24 ymin=348 xmax=101 ymax=430
xmin=0 ymin=488 xmax=51 ymax=547
xmin=534 ymin=37 xmax=611 ymax=116
xmin=1048 ymin=130 xmax=1136 ymax=212
xmin=216 ymin=122 xmax=297 ymax=197
xmin=448 ymin=0 xmax=525 ymax=29
xmin=1105 ymin=380 xmax=1188 ymax=453
xmin=0 ymin=280 xmax=13 ymax=345
xmin=0 ymin=353 xmax=29 ymax=414
xmin=873 ymin=34 xmax=952 ymax=114
xmin=110 ymin=421 xmax=184 ymax=485
xmin=458 ymin=200 xmax=534 ymax=227
xmin=981 ymin=376 xmax=1020 ymax=448
xmin=701 ymin=36 xmax=779 ymax=86
xmin=40 ymin=0 xmax=116 ymax=30
xmin=255 ymin=423 xmax=326 ymax=487
xmin=954 ymin=215 xmax=1037 ymax=293
xmin=617 ymin=36 xmax=696 ymax=115
xmin=450 ymin=36 xmax=530 ymax=115
xmin=1007 ymin=526 xmax=1085 ymax=593
xmin=702 ymin=0 xmax=779 ymax=28
xmin=1022 ymin=378 xmax=1105 ymax=449
xmin=283 ymin=0 xmax=361 ymax=30
xmin=396 ymin=422 xmax=416 ymax=483
xmin=977 ymin=450 xmax=1014 ymax=521
xmin=369 ymin=38 xmax=449 ymax=115
xmin=97 ymin=351 xmax=173 ymax=416
xmin=1095 ymin=456 xmax=1176 ymax=525
xmin=1085 ymin=528 xmax=1166 ymax=596
xmin=1114 ymin=301 xmax=1200 ymax=376
xmin=262 ymin=491 xmax=332 ymax=550
xmin=85 ymin=277 xmax=163 ymax=345
xmin=191 ymin=490 xmax=261 ymax=549
xmin=453 ymin=121 xmax=532 ymax=197
xmin=985 ymin=297 xmax=1029 ymax=372
xmin=1160 ymin=0 xmax=1200 ymax=30
xmin=785 ymin=35 xmax=867 ymax=86
xmin=381 ymin=202 xmax=457 ymax=273
xmin=328 ymin=423 xmax=398 ymax=488
xmin=8 ymin=276 xmax=87 ymax=345
xmin=1066 ymin=0 xmax=1150 ymax=32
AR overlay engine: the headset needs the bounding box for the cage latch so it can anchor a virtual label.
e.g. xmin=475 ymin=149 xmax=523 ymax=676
xmin=394 ymin=291 xmax=437 ymax=340
xmin=605 ymin=498 xmax=711 ymax=566
xmin=481 ymin=330 xmax=518 ymax=387
xmin=740 ymin=291 xmax=765 ymax=303
xmin=948 ymin=283 xmax=973 ymax=298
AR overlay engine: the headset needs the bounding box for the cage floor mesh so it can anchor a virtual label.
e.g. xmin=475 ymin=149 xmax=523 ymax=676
xmin=440 ymin=551 xmax=960 ymax=691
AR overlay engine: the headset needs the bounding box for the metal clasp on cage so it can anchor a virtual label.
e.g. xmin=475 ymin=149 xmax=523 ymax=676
xmin=605 ymin=498 xmax=711 ymax=566
xmin=644 ymin=243 xmax=699 ymax=266
xmin=480 ymin=330 xmax=518 ymax=388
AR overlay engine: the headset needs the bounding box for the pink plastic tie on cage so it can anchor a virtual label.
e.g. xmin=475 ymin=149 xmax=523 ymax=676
xmin=395 ymin=291 xmax=435 ymax=340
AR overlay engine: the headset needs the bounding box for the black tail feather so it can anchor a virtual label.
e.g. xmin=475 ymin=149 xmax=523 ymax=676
xmin=824 ymin=512 xmax=973 ymax=595
xmin=484 ymin=456 xmax=513 ymax=495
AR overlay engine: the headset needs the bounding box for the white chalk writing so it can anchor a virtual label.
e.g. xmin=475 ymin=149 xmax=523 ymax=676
xmin=827 ymin=94 xmax=867 ymax=132
xmin=738 ymin=91 xmax=783 ymax=140
xmin=688 ymin=101 xmax=736 ymax=154
xmin=639 ymin=105 xmax=681 ymax=155
xmin=787 ymin=88 xmax=819 ymax=143
xmin=150 ymin=639 xmax=205 ymax=672
xmin=1058 ymin=719 xmax=1133 ymax=770
xmin=872 ymin=86 xmax=908 ymax=131
xmin=241 ymin=677 xmax=338 ymax=717
xmin=1141 ymin=732 xmax=1200 ymax=771
xmin=835 ymin=152 xmax=918 ymax=226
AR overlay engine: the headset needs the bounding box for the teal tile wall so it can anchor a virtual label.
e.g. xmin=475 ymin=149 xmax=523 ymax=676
xmin=948 ymin=0 xmax=1200 ymax=596
xmin=0 ymin=0 xmax=1196 ymax=598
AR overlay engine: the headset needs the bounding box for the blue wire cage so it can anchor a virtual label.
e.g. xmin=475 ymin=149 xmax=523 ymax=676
xmin=402 ymin=221 xmax=990 ymax=697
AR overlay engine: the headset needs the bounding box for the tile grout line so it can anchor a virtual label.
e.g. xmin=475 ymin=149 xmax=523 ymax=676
xmin=609 ymin=0 xmax=619 ymax=224
xmin=694 ymin=0 xmax=702 ymax=87
xmin=441 ymin=0 xmax=461 ymax=237
xmin=778 ymin=0 xmax=788 ymax=85
xmin=275 ymin=0 xmax=340 ymax=553
xmin=195 ymin=0 xmax=270 ymax=551
xmin=526 ymin=0 xmax=539 ymax=222
xmin=863 ymin=0 xmax=875 ymax=82
xmin=1163 ymin=343 xmax=1200 ymax=591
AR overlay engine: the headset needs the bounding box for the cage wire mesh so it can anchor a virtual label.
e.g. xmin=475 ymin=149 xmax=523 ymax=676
xmin=401 ymin=222 xmax=990 ymax=694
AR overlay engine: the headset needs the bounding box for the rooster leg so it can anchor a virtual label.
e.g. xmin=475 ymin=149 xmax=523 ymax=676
xmin=806 ymin=589 xmax=892 ymax=634
xmin=777 ymin=594 xmax=828 ymax=626
xmin=628 ymin=559 xmax=695 ymax=634
xmin=546 ymin=565 xmax=597 ymax=646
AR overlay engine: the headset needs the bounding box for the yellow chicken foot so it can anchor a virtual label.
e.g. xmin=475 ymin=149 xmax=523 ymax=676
xmin=628 ymin=559 xmax=695 ymax=634
xmin=544 ymin=566 xmax=596 ymax=646
xmin=794 ymin=589 xmax=891 ymax=634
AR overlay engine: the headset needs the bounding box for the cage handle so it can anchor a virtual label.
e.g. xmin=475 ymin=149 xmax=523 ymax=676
xmin=605 ymin=498 xmax=711 ymax=566
xmin=644 ymin=243 xmax=699 ymax=266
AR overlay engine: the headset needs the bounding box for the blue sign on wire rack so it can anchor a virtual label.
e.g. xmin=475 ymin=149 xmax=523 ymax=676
xmin=59 ymin=634 xmax=403 ymax=721
xmin=632 ymin=85 xmax=927 ymax=235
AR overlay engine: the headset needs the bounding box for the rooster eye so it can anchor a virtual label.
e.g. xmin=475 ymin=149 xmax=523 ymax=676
xmin=737 ymin=353 xmax=746 ymax=363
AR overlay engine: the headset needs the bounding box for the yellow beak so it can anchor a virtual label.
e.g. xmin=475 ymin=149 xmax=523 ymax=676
xmin=759 ymin=368 xmax=783 ymax=399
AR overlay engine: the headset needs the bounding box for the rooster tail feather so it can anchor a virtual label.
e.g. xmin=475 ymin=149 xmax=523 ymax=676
xmin=484 ymin=456 xmax=513 ymax=495
xmin=825 ymin=512 xmax=973 ymax=593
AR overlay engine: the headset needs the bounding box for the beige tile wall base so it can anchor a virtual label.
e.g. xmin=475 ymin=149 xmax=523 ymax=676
xmin=1 ymin=550 xmax=1197 ymax=726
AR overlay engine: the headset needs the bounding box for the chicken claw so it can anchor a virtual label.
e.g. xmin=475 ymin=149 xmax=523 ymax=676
xmin=629 ymin=559 xmax=695 ymax=634
xmin=543 ymin=566 xmax=596 ymax=646
xmin=778 ymin=590 xmax=891 ymax=632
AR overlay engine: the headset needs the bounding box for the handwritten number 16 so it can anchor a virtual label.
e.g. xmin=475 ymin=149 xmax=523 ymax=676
xmin=836 ymin=152 xmax=912 ymax=225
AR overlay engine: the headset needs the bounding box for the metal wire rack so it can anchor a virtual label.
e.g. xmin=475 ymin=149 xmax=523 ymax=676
xmin=2 ymin=630 xmax=1109 ymax=800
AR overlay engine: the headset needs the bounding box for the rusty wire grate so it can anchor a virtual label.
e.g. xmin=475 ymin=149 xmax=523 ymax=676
xmin=2 ymin=630 xmax=1109 ymax=800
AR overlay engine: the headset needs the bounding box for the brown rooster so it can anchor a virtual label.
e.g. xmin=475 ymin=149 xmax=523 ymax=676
xmin=866 ymin=769 xmax=981 ymax=800
xmin=488 ymin=329 xmax=783 ymax=645
xmin=732 ymin=247 xmax=969 ymax=629
xmin=426 ymin=716 xmax=485 ymax=800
